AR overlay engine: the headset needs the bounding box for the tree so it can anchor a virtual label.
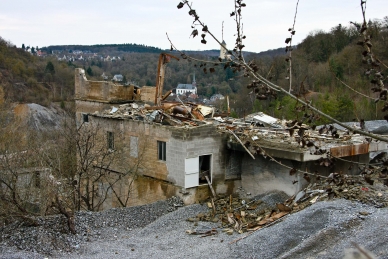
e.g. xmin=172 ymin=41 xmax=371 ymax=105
xmin=57 ymin=118 xmax=124 ymax=211
xmin=173 ymin=0 xmax=388 ymax=142
xmin=0 ymin=108 xmax=41 ymax=224
xmin=21 ymin=43 xmax=25 ymax=50
xmin=86 ymin=66 xmax=93 ymax=76
xmin=102 ymin=133 xmax=149 ymax=207
xmin=45 ymin=61 xmax=55 ymax=75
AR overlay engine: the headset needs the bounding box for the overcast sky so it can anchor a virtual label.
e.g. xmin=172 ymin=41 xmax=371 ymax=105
xmin=0 ymin=0 xmax=386 ymax=53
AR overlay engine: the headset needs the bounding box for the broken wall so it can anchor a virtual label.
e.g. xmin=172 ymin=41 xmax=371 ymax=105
xmin=75 ymin=68 xmax=137 ymax=103
xmin=233 ymin=150 xmax=369 ymax=197
xmin=140 ymin=86 xmax=156 ymax=103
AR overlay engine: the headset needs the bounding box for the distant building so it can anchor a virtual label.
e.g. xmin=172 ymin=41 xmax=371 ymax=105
xmin=210 ymin=94 xmax=225 ymax=102
xmin=112 ymin=74 xmax=123 ymax=82
xmin=176 ymin=73 xmax=197 ymax=95
xmin=101 ymin=72 xmax=108 ymax=80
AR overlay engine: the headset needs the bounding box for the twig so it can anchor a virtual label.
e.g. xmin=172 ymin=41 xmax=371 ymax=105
xmin=331 ymin=70 xmax=375 ymax=100
xmin=228 ymin=129 xmax=255 ymax=159
xmin=167 ymin=33 xmax=229 ymax=65
xmin=173 ymin=1 xmax=388 ymax=143
xmin=287 ymin=0 xmax=300 ymax=93
xmin=376 ymin=57 xmax=388 ymax=69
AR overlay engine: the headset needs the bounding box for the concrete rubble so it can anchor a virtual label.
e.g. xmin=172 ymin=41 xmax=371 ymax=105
xmin=185 ymin=165 xmax=388 ymax=236
xmin=93 ymin=102 xmax=388 ymax=175
xmin=94 ymin=102 xmax=377 ymax=152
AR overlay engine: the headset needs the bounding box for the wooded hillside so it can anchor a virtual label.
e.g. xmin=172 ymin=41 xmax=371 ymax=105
xmin=1 ymin=16 xmax=387 ymax=123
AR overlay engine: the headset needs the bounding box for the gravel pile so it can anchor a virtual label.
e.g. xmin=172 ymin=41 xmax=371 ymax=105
xmin=2 ymin=193 xmax=388 ymax=258
xmin=0 ymin=215 xmax=79 ymax=255
xmin=230 ymin=199 xmax=388 ymax=259
xmin=0 ymin=196 xmax=183 ymax=257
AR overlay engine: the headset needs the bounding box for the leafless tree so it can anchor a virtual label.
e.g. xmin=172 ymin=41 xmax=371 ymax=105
xmin=0 ymin=104 xmax=47 ymax=225
xmin=102 ymin=132 xmax=149 ymax=207
xmin=171 ymin=0 xmax=388 ymax=142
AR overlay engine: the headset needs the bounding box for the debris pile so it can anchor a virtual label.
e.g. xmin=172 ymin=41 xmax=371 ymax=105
xmin=96 ymin=102 xmax=216 ymax=127
xmin=0 ymin=197 xmax=183 ymax=255
xmin=95 ymin=103 xmax=374 ymax=158
xmin=286 ymin=169 xmax=388 ymax=211
xmin=186 ymin=171 xmax=388 ymax=236
xmin=186 ymin=191 xmax=290 ymax=235
xmin=218 ymin=121 xmax=368 ymax=155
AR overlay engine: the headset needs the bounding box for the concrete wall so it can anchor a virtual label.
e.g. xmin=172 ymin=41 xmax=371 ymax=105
xmin=79 ymin=114 xmax=233 ymax=207
xmin=234 ymin=150 xmax=370 ymax=197
xmin=90 ymin=174 xmax=179 ymax=211
xmin=239 ymin=153 xmax=304 ymax=196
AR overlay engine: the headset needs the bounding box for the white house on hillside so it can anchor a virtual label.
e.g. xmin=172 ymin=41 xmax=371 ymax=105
xmin=176 ymin=73 xmax=197 ymax=95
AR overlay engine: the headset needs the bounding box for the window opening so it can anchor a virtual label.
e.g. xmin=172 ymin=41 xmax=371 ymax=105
xmin=107 ymin=131 xmax=114 ymax=150
xmin=158 ymin=141 xmax=166 ymax=161
xmin=82 ymin=113 xmax=89 ymax=123
xmin=33 ymin=172 xmax=41 ymax=188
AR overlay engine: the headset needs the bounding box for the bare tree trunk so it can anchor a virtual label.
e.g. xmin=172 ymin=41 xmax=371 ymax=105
xmin=55 ymin=195 xmax=75 ymax=234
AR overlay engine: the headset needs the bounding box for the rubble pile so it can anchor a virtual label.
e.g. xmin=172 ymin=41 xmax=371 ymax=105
xmin=96 ymin=102 xmax=216 ymax=127
xmin=187 ymin=171 xmax=388 ymax=236
xmin=95 ymin=103 xmax=375 ymax=156
xmin=186 ymin=191 xmax=290 ymax=235
xmin=287 ymin=170 xmax=388 ymax=210
xmin=166 ymin=196 xmax=184 ymax=212
xmin=219 ymin=122 xmax=368 ymax=155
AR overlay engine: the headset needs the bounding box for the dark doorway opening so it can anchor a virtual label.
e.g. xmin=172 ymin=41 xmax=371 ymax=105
xmin=199 ymin=154 xmax=211 ymax=185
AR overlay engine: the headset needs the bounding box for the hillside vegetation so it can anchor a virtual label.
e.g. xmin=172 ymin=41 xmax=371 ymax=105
xmin=1 ymin=17 xmax=388 ymax=123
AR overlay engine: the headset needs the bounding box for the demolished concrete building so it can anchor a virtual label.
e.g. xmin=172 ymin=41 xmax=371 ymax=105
xmin=74 ymin=68 xmax=388 ymax=209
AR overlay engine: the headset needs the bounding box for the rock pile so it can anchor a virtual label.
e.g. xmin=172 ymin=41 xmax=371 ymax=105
xmin=166 ymin=196 xmax=185 ymax=212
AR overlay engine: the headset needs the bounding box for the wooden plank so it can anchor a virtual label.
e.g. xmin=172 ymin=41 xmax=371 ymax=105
xmin=205 ymin=175 xmax=217 ymax=198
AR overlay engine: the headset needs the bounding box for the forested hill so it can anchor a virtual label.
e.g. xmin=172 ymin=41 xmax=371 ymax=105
xmin=40 ymin=43 xmax=281 ymax=58
xmin=1 ymin=16 xmax=388 ymax=124
xmin=40 ymin=43 xmax=164 ymax=54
